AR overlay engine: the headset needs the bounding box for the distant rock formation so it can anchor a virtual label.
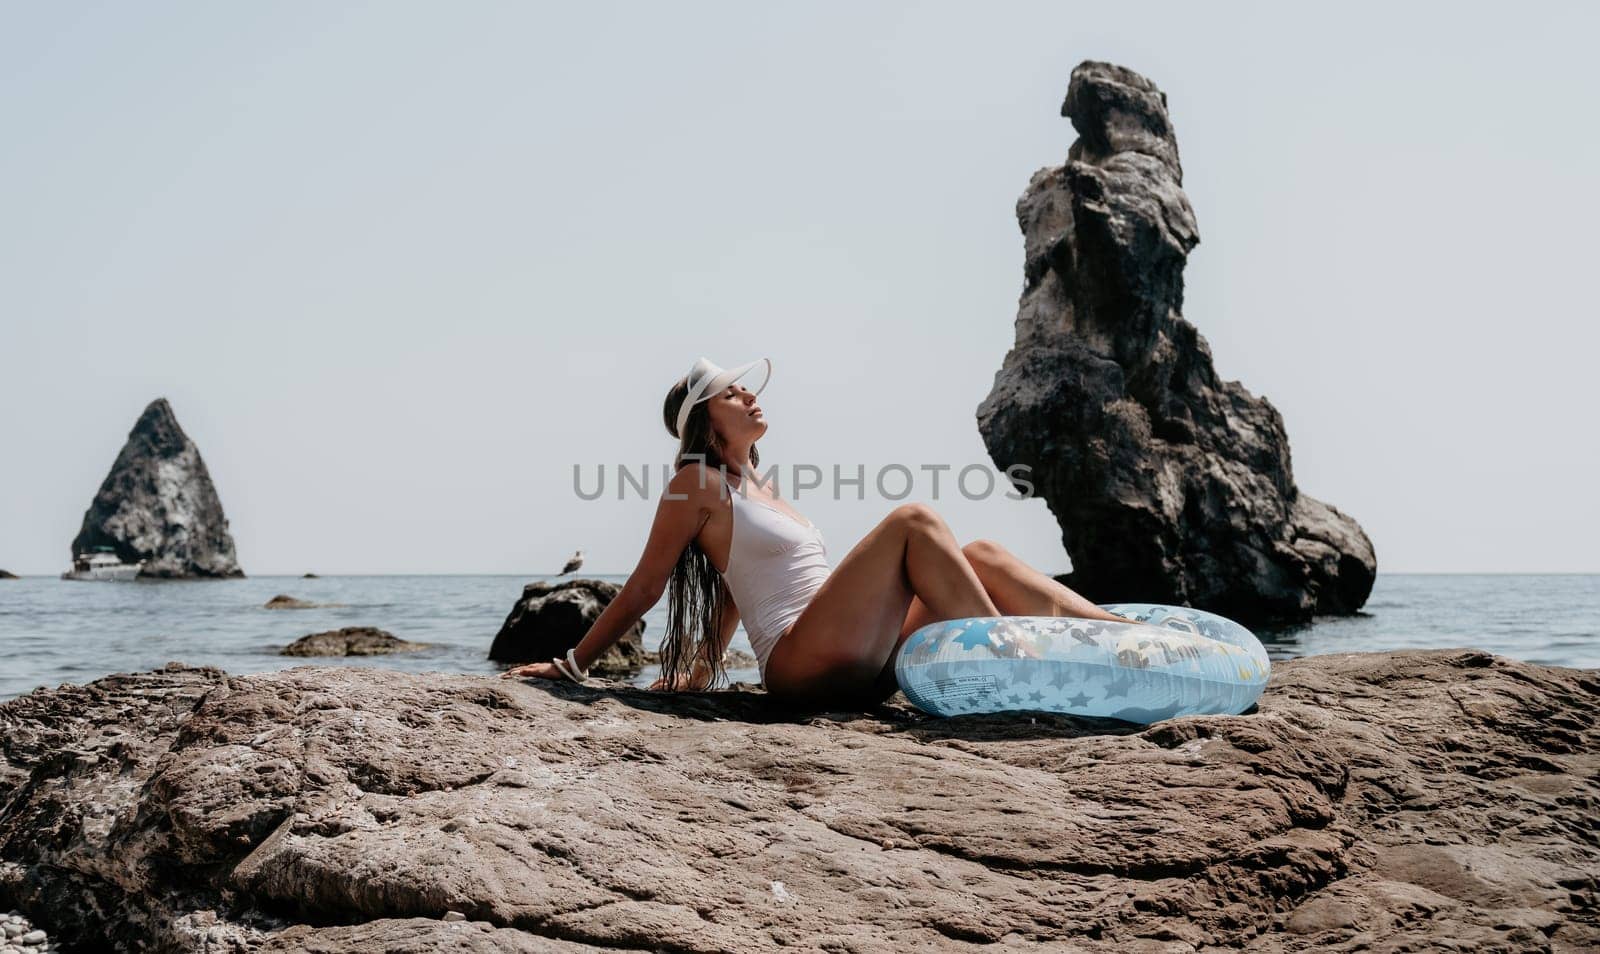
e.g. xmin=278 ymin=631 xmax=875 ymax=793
xmin=280 ymin=627 xmax=429 ymax=657
xmin=488 ymin=578 xmax=646 ymax=675
xmin=301 ymin=572 xmax=319 ymax=579
xmin=1 ymin=651 xmax=1595 ymax=951
xmin=70 ymin=398 xmax=244 ymax=579
xmin=979 ymin=61 xmax=1376 ymax=624
xmin=0 ymin=570 xmax=17 ymax=580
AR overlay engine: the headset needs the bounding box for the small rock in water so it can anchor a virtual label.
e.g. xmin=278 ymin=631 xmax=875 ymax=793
xmin=280 ymin=627 xmax=431 ymax=657
xmin=488 ymin=578 xmax=647 ymax=674
xmin=264 ymin=594 xmax=319 ymax=609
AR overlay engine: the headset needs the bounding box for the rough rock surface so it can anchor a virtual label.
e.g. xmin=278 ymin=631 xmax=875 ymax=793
xmin=279 ymin=627 xmax=431 ymax=657
xmin=978 ymin=61 xmax=1376 ymax=624
xmin=1 ymin=651 xmax=1595 ymax=952
xmin=69 ymin=398 xmax=244 ymax=579
xmin=488 ymin=578 xmax=646 ymax=675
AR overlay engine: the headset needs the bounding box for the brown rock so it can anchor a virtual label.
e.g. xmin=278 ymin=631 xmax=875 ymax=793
xmin=257 ymin=918 xmax=597 ymax=952
xmin=280 ymin=627 xmax=430 ymax=657
xmin=265 ymin=593 xmax=315 ymax=609
xmin=0 ymin=570 xmax=17 ymax=580
xmin=0 ymin=651 xmax=1594 ymax=952
xmin=264 ymin=594 xmax=343 ymax=609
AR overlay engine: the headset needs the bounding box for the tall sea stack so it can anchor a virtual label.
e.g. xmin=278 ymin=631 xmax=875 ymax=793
xmin=71 ymin=398 xmax=244 ymax=578
xmin=978 ymin=61 xmax=1375 ymax=624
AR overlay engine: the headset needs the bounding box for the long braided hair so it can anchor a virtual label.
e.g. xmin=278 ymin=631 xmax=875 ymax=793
xmin=659 ymin=377 xmax=760 ymax=690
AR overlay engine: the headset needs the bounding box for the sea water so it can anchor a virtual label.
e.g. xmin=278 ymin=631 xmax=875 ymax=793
xmin=0 ymin=573 xmax=1594 ymax=700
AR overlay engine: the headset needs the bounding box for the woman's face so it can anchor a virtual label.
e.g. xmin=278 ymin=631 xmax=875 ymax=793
xmin=706 ymin=383 xmax=767 ymax=448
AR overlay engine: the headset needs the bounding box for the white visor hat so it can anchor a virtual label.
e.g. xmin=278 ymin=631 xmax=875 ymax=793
xmin=674 ymin=356 xmax=771 ymax=439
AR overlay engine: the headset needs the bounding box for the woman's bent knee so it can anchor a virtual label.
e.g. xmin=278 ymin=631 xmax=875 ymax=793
xmin=962 ymin=538 xmax=1007 ymax=568
xmin=888 ymin=501 xmax=942 ymax=531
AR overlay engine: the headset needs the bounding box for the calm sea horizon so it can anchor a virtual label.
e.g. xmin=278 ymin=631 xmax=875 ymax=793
xmin=0 ymin=573 xmax=1594 ymax=701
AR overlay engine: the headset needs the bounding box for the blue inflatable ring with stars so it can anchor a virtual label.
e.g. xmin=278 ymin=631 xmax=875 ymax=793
xmin=894 ymin=604 xmax=1270 ymax=723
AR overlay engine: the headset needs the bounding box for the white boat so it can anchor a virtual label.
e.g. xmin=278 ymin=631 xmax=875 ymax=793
xmin=61 ymin=547 xmax=144 ymax=582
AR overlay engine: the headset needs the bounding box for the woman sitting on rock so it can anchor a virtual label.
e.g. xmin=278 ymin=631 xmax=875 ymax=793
xmin=502 ymin=357 xmax=1127 ymax=708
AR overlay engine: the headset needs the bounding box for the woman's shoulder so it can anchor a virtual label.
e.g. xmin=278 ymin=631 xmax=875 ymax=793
xmin=665 ymin=462 xmax=730 ymax=503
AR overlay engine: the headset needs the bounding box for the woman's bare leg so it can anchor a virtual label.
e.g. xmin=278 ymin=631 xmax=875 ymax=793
xmin=961 ymin=540 xmax=1129 ymax=621
xmin=763 ymin=503 xmax=998 ymax=708
xmin=870 ymin=539 xmax=1129 ymax=699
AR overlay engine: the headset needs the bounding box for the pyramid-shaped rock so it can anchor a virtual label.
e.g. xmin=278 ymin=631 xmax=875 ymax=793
xmin=71 ymin=398 xmax=244 ymax=578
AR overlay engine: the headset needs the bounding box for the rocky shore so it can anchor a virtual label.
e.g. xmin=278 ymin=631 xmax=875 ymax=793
xmin=0 ymin=650 xmax=1594 ymax=952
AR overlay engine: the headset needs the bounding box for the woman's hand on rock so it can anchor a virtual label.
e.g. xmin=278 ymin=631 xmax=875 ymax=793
xmin=500 ymin=661 xmax=564 ymax=680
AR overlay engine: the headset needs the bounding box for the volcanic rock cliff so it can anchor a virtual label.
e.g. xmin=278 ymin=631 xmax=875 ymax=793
xmin=0 ymin=652 xmax=1595 ymax=952
xmin=70 ymin=398 xmax=244 ymax=578
xmin=978 ymin=61 xmax=1375 ymax=624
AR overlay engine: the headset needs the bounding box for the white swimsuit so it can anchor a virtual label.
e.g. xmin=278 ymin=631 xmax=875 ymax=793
xmin=717 ymin=475 xmax=831 ymax=683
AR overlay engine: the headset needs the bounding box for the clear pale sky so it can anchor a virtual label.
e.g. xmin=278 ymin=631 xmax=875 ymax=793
xmin=2 ymin=2 xmax=1596 ymax=576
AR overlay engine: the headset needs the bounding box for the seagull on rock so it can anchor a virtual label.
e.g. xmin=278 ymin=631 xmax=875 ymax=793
xmin=559 ymin=550 xmax=584 ymax=576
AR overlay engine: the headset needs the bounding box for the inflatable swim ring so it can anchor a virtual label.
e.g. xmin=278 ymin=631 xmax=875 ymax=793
xmin=894 ymin=604 xmax=1270 ymax=723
